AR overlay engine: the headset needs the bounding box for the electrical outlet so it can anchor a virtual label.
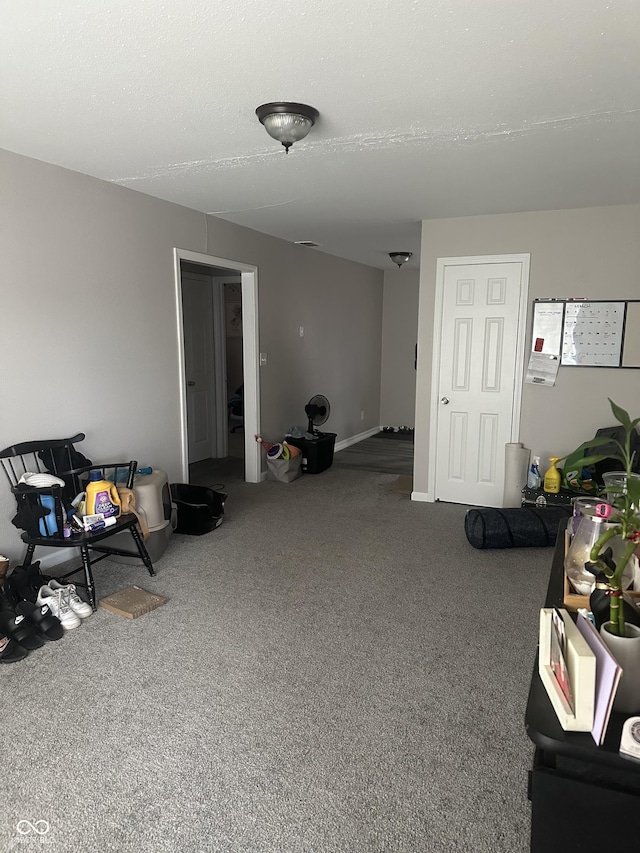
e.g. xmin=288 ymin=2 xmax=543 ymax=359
xmin=360 ymin=410 xmax=365 ymax=420
xmin=299 ymin=326 xmax=305 ymax=338
xmin=259 ymin=352 xmax=268 ymax=366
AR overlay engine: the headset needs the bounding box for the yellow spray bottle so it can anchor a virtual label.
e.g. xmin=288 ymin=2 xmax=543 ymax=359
xmin=543 ymin=457 xmax=562 ymax=494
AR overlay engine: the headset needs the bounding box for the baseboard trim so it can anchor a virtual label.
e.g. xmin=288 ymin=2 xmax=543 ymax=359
xmin=334 ymin=426 xmax=382 ymax=453
xmin=410 ymin=491 xmax=432 ymax=503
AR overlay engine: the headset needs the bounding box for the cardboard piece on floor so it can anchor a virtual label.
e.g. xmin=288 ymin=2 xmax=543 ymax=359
xmin=390 ymin=475 xmax=413 ymax=496
xmin=99 ymin=585 xmax=167 ymax=619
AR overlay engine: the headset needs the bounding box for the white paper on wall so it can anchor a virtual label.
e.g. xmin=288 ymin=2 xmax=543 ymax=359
xmin=525 ymin=353 xmax=560 ymax=386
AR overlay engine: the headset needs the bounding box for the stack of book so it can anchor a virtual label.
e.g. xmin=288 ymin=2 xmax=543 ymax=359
xmin=539 ymin=608 xmax=622 ymax=745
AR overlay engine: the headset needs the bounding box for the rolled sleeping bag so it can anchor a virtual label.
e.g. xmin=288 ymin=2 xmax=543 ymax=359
xmin=464 ymin=505 xmax=572 ymax=549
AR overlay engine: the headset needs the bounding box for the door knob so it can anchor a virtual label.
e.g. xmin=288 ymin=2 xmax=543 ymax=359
xmin=187 ymin=381 xmax=196 ymax=387
xmin=440 ymin=396 xmax=450 ymax=404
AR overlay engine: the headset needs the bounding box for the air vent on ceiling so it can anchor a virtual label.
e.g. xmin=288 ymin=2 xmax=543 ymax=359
xmin=294 ymin=241 xmax=321 ymax=248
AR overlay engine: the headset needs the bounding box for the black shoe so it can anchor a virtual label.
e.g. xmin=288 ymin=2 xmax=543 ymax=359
xmin=6 ymin=566 xmax=36 ymax=604
xmin=6 ymin=562 xmax=47 ymax=605
xmin=15 ymin=600 xmax=64 ymax=642
xmin=0 ymin=635 xmax=28 ymax=663
xmin=26 ymin=562 xmax=49 ymax=596
xmin=0 ymin=585 xmax=18 ymax=611
xmin=0 ymin=606 xmax=45 ymax=651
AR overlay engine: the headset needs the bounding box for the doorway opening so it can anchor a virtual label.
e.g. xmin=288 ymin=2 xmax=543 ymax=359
xmin=173 ymin=248 xmax=261 ymax=485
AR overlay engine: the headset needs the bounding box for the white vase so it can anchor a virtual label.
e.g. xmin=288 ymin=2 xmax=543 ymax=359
xmin=600 ymin=622 xmax=640 ymax=714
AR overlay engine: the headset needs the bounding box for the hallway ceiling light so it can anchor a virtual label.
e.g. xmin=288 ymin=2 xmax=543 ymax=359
xmin=389 ymin=252 xmax=413 ymax=268
xmin=255 ymin=102 xmax=319 ymax=153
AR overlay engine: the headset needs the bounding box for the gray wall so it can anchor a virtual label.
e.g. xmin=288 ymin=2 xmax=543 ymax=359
xmin=205 ymin=218 xmax=384 ymax=439
xmin=0 ymin=148 xmax=383 ymax=561
xmin=379 ymin=267 xmax=420 ymax=428
xmin=414 ymin=204 xmax=640 ymax=495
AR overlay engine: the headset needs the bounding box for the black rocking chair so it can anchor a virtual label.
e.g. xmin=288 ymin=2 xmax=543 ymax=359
xmin=0 ymin=433 xmax=155 ymax=610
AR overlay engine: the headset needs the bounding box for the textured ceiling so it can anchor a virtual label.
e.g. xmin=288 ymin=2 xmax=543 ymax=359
xmin=2 ymin=0 xmax=640 ymax=269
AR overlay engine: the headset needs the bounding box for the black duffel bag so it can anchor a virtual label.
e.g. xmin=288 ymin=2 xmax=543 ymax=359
xmin=464 ymin=505 xmax=571 ymax=549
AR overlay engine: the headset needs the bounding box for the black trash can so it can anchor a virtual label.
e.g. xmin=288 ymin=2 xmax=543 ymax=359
xmin=170 ymin=484 xmax=227 ymax=535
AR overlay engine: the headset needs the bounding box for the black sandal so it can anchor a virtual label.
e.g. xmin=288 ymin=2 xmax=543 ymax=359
xmin=0 ymin=635 xmax=28 ymax=663
xmin=15 ymin=600 xmax=64 ymax=642
xmin=0 ymin=607 xmax=44 ymax=650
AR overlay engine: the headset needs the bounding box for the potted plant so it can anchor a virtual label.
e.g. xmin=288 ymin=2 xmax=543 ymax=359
xmin=569 ymin=400 xmax=640 ymax=713
xmin=572 ymin=399 xmax=640 ymax=636
xmin=568 ymin=399 xmax=640 ymax=713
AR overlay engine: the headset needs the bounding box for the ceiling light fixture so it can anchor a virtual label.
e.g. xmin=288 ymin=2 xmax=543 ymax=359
xmin=256 ymin=102 xmax=319 ymax=153
xmin=389 ymin=252 xmax=413 ymax=268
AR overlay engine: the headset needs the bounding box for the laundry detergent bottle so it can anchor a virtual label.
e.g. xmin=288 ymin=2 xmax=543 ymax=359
xmin=84 ymin=470 xmax=121 ymax=519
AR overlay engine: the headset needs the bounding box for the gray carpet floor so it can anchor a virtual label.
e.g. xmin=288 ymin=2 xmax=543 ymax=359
xmin=1 ymin=466 xmax=551 ymax=852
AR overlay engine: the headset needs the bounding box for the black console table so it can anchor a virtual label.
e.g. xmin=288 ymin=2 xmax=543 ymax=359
xmin=525 ymin=521 xmax=640 ymax=851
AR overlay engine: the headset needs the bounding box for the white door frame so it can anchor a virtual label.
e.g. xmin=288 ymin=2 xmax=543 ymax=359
xmin=173 ymin=248 xmax=261 ymax=484
xmin=426 ymin=253 xmax=530 ymax=502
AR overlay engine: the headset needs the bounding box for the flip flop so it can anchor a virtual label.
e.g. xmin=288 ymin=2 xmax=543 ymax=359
xmin=0 ymin=635 xmax=28 ymax=664
xmin=15 ymin=600 xmax=64 ymax=642
xmin=0 ymin=608 xmax=45 ymax=650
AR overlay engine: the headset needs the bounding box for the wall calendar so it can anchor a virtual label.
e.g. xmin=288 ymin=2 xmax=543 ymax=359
xmin=561 ymin=301 xmax=624 ymax=367
xmin=530 ymin=299 xmax=640 ymax=370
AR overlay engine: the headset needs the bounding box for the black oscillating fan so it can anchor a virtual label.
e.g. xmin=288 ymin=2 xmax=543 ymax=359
xmin=305 ymin=394 xmax=330 ymax=436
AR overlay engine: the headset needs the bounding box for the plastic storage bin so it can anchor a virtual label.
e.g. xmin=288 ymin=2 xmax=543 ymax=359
xmin=284 ymin=432 xmax=336 ymax=474
xmin=170 ymin=483 xmax=227 ymax=535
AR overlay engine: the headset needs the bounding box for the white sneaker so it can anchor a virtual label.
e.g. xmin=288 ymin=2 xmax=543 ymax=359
xmin=36 ymin=585 xmax=81 ymax=630
xmin=48 ymin=580 xmax=92 ymax=619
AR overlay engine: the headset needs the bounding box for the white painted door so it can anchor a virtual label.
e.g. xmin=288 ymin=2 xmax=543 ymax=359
xmin=182 ymin=274 xmax=216 ymax=464
xmin=432 ymin=257 xmax=529 ymax=506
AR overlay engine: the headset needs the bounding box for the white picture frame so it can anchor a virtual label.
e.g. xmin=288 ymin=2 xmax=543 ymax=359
xmin=539 ymin=608 xmax=596 ymax=731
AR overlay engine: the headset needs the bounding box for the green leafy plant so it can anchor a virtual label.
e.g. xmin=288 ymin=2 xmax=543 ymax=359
xmin=573 ymin=399 xmax=640 ymax=636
